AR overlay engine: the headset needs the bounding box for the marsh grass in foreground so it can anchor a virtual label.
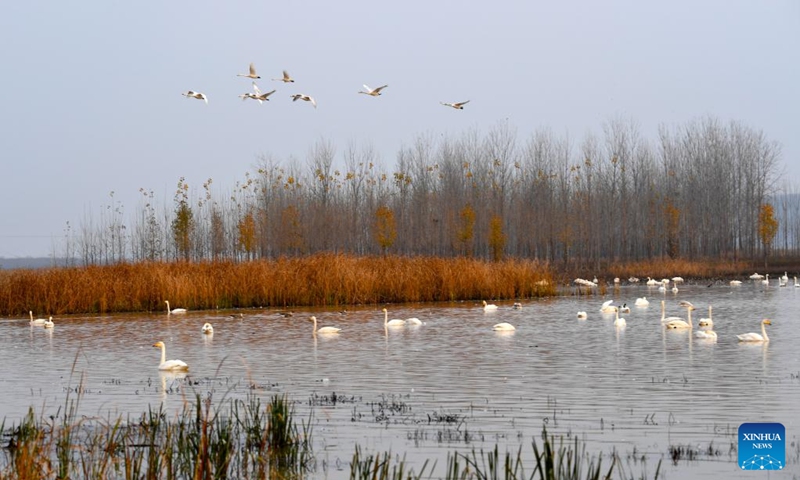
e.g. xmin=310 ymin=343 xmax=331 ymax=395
xmin=1 ymin=392 xmax=313 ymax=480
xmin=1 ymin=382 xmax=668 ymax=480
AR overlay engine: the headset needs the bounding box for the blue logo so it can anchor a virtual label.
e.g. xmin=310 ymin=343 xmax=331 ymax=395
xmin=738 ymin=423 xmax=785 ymax=470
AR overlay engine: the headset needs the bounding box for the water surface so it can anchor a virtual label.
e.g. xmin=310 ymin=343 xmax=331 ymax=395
xmin=2 ymin=282 xmax=799 ymax=478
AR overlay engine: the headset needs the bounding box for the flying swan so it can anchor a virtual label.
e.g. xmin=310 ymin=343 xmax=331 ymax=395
xmin=441 ymin=100 xmax=470 ymax=110
xmin=237 ymin=62 xmax=260 ymax=79
xmin=152 ymin=341 xmax=189 ymax=371
xmin=290 ymin=94 xmax=317 ymax=108
xmin=359 ymin=84 xmax=389 ymax=96
xmin=181 ymin=91 xmax=208 ymax=104
xmin=737 ymin=319 xmax=771 ymax=342
xmin=272 ymin=70 xmax=295 ymax=83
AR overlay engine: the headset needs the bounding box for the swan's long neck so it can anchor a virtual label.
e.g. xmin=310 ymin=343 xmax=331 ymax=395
xmin=165 ymin=301 xmax=170 ymax=314
xmin=384 ymin=310 xmax=388 ymax=327
xmin=761 ymin=322 xmax=769 ymax=341
xmin=687 ymin=308 xmax=693 ymax=328
xmin=661 ymin=301 xmax=665 ymax=321
xmin=312 ymin=317 xmax=318 ymax=333
xmin=159 ymin=344 xmax=166 ymax=365
xmin=709 ymin=306 xmax=712 ymax=319
xmin=29 ymin=311 xmax=33 ymax=322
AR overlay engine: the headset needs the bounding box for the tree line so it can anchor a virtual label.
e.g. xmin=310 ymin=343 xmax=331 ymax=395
xmin=60 ymin=115 xmax=796 ymax=267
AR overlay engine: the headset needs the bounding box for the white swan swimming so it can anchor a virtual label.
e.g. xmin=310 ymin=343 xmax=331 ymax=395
xmin=310 ymin=315 xmax=341 ymax=334
xmin=613 ymin=309 xmax=626 ymax=328
xmin=577 ymin=311 xmax=587 ymax=319
xmin=698 ymin=306 xmax=713 ymax=327
xmin=165 ymin=301 xmax=187 ymax=315
xmin=202 ymin=322 xmax=214 ymax=334
xmin=694 ymin=329 xmax=717 ymax=340
xmin=634 ymin=297 xmax=649 ymax=307
xmin=599 ymin=299 xmax=617 ymax=313
xmin=665 ymin=301 xmax=693 ymax=329
xmin=492 ymin=322 xmax=516 ymax=331
xmin=406 ymin=317 xmax=423 ymax=325
xmin=152 ymin=341 xmax=189 ymax=371
xmin=737 ymin=319 xmax=771 ymax=342
xmin=237 ymin=62 xmax=260 ymax=79
xmin=762 ymin=274 xmax=770 ymax=286
xmin=359 ymin=84 xmax=388 ymax=96
xmin=658 ymin=282 xmax=667 ymax=293
xmin=29 ymin=311 xmax=47 ymax=325
xmin=660 ymin=300 xmax=684 ymax=323
xmin=730 ymin=280 xmax=742 ymax=286
xmin=671 ymin=283 xmax=679 ymax=293
xmin=512 ymin=302 xmax=522 ymax=310
xmin=749 ymin=272 xmax=764 ymax=280
xmin=618 ymin=303 xmax=631 ymax=314
xmin=441 ymin=100 xmax=470 ymax=110
xmin=181 ymin=91 xmax=208 ymax=104
xmin=43 ymin=317 xmax=54 ymax=329
xmin=482 ymin=300 xmax=498 ymax=312
xmin=382 ymin=308 xmax=406 ymax=327
xmin=646 ymin=277 xmax=658 ymax=286
xmin=672 ymin=276 xmax=684 ymax=283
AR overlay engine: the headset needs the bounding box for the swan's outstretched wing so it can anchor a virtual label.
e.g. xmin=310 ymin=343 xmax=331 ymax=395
xmin=373 ymin=85 xmax=388 ymax=93
xmin=601 ymin=299 xmax=614 ymax=308
xmin=309 ymin=96 xmax=317 ymax=108
xmin=252 ymin=82 xmax=261 ymax=96
xmin=283 ymin=70 xmax=291 ymax=81
xmin=260 ymin=89 xmax=276 ymax=100
xmin=455 ymin=100 xmax=470 ymax=107
xmin=362 ymin=84 xmax=372 ymax=93
xmin=249 ymin=63 xmax=257 ymax=76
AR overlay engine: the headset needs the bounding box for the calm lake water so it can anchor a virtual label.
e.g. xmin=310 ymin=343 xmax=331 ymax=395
xmin=2 ymin=281 xmax=799 ymax=478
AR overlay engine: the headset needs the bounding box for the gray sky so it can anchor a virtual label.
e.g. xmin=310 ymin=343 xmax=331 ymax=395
xmin=1 ymin=0 xmax=798 ymax=257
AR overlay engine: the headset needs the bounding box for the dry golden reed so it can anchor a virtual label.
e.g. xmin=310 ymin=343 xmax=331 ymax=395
xmin=0 ymin=254 xmax=554 ymax=316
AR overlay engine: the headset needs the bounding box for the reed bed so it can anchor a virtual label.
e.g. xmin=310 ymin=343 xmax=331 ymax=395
xmin=1 ymin=399 xmax=663 ymax=480
xmin=0 ymin=254 xmax=554 ymax=316
xmin=0 ymin=393 xmax=313 ymax=480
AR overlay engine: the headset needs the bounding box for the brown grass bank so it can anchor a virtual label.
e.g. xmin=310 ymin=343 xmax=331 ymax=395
xmin=0 ymin=254 xmax=554 ymax=316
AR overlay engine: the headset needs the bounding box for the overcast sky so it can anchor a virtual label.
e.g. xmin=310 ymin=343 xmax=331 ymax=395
xmin=1 ymin=0 xmax=797 ymax=257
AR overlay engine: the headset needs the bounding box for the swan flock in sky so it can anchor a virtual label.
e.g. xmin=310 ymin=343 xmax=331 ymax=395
xmin=182 ymin=62 xmax=469 ymax=110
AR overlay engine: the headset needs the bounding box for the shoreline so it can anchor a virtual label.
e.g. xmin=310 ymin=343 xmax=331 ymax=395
xmin=2 ymin=254 xmax=798 ymax=317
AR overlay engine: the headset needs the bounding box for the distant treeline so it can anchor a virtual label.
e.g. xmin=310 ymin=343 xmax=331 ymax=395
xmin=59 ymin=116 xmax=797 ymax=267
